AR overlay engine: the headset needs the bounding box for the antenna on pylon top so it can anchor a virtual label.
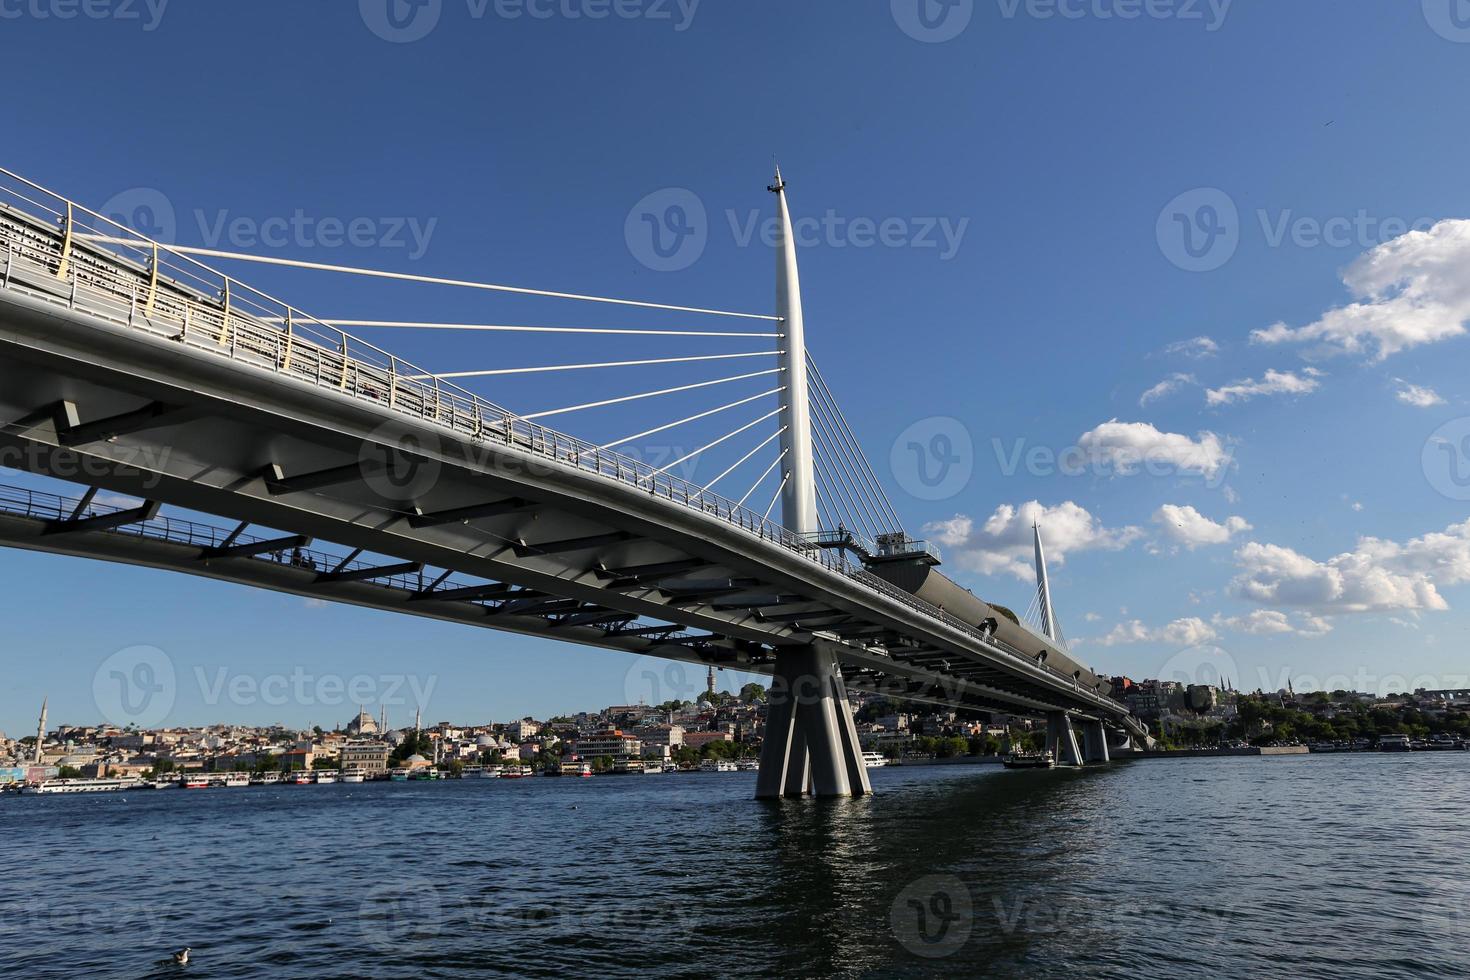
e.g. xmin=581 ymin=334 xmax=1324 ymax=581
xmin=768 ymin=161 xmax=785 ymax=194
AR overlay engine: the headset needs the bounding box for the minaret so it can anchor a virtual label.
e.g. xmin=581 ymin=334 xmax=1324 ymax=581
xmin=380 ymin=704 xmax=387 ymax=736
xmin=33 ymin=698 xmax=47 ymax=765
xmin=769 ymin=166 xmax=817 ymax=534
xmin=1033 ymin=522 xmax=1059 ymax=643
xmin=707 ymin=664 xmax=717 ymax=698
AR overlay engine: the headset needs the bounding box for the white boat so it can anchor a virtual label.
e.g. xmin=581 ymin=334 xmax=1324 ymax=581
xmin=222 ymin=774 xmax=250 ymax=788
xmin=1002 ymin=751 xmax=1056 ymax=770
xmin=1379 ymin=734 xmax=1412 ymax=752
xmin=249 ymin=772 xmax=281 ymax=786
xmin=699 ymin=760 xmax=738 ymax=773
xmin=641 ymin=762 xmax=664 ymax=774
xmin=737 ymin=760 xmax=760 ymax=772
xmin=149 ymin=778 xmax=179 ymax=790
xmin=21 ymin=777 xmax=143 ymax=795
xmin=183 ymin=775 xmax=210 ymax=789
xmin=861 ymin=752 xmax=887 ymax=769
xmin=288 ymin=771 xmax=313 ymax=785
xmin=561 ymin=761 xmax=593 ymax=777
xmin=341 ymin=772 xmax=366 ymax=783
xmin=315 ymin=771 xmax=339 ymax=784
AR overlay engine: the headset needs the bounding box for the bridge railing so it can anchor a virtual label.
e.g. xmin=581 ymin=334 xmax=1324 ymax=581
xmin=0 ymin=482 xmax=696 ymax=631
xmin=0 ymin=171 xmax=1135 ymax=721
xmin=0 ymin=169 xmax=848 ymax=578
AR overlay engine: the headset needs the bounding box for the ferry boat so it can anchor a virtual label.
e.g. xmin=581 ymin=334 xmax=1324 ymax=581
xmin=1426 ymin=734 xmax=1460 ymax=751
xmin=222 ymin=774 xmax=250 ymax=788
xmin=699 ymin=760 xmax=738 ymax=773
xmin=250 ymin=772 xmax=282 ymax=786
xmin=641 ymin=761 xmax=664 ymax=773
xmin=1379 ymin=734 xmax=1412 ymax=752
xmin=561 ymin=761 xmax=594 ymax=777
xmin=148 ymin=778 xmax=179 ymax=790
xmin=21 ymin=777 xmax=143 ymax=795
xmin=1002 ymin=751 xmax=1055 ymax=770
xmin=288 ymin=771 xmax=314 ymax=785
xmin=183 ymin=775 xmax=211 ymax=789
xmin=474 ymin=766 xmax=501 ymax=779
xmin=861 ymin=751 xmax=887 ymax=769
xmin=406 ymin=768 xmax=439 ymax=781
xmin=314 ymin=771 xmax=339 ymax=784
xmin=389 ymin=768 xmax=410 ymax=782
xmin=341 ymin=771 xmax=366 ymax=783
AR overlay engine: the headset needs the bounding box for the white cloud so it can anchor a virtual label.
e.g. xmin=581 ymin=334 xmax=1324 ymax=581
xmin=1154 ymin=504 xmax=1251 ymax=549
xmin=1394 ymin=380 xmax=1445 ymax=407
xmin=1211 ymin=609 xmax=1333 ymax=637
xmin=1351 ymin=501 xmax=1364 ymax=512
xmin=1251 ymin=219 xmax=1470 ymax=360
xmin=923 ymin=500 xmax=1143 ymax=580
xmin=1093 ymin=617 xmax=1219 ymax=647
xmin=1139 ymin=372 xmax=1197 ymax=407
xmin=1163 ymin=336 xmax=1220 ymax=359
xmin=1076 ymin=420 xmax=1233 ymax=481
xmin=1205 ymin=368 xmax=1323 ymax=406
xmin=1229 ymin=518 xmax=1470 ymax=614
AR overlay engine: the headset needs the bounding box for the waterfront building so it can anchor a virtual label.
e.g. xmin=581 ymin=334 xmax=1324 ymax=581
xmin=574 ymin=730 xmax=642 ymax=759
xmin=340 ymin=741 xmax=391 ymax=775
xmin=632 ymin=724 xmax=684 ymax=750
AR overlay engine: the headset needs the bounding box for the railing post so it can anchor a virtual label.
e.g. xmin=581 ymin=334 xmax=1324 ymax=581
xmin=56 ymin=202 xmax=74 ymax=280
xmin=281 ymin=307 xmax=295 ymax=372
xmin=144 ymin=243 xmax=159 ymax=317
xmin=3 ymin=241 xmax=11 ymax=289
xmin=218 ymin=278 xmax=232 ymax=347
xmin=389 ymin=356 xmax=398 ymax=409
xmin=129 ymin=283 xmax=137 ymax=326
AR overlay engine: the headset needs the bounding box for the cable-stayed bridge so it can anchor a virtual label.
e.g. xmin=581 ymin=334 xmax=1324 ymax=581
xmin=0 ymin=165 xmax=1148 ymax=798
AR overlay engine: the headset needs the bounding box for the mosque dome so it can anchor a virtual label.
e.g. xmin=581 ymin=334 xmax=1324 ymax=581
xmin=345 ymin=708 xmax=379 ymax=736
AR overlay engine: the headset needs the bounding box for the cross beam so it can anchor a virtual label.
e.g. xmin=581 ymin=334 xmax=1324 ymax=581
xmin=54 ymin=400 xmax=198 ymax=447
xmin=408 ymin=497 xmax=536 ymax=528
xmin=44 ymin=500 xmax=160 ymax=535
xmin=514 ymin=531 xmax=629 ymax=558
xmin=317 ymin=560 xmax=423 ymax=584
xmin=202 ymin=534 xmax=311 ymax=560
xmin=263 ymin=462 xmax=373 ymax=495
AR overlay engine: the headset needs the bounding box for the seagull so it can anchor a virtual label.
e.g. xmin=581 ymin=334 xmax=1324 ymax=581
xmin=172 ymin=947 xmax=191 ymax=965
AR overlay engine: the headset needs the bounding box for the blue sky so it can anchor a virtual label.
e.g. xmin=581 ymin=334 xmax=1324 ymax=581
xmin=3 ymin=0 xmax=1470 ymax=736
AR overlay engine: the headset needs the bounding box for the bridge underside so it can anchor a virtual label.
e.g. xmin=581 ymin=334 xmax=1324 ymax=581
xmin=0 ymin=204 xmax=1146 ymax=796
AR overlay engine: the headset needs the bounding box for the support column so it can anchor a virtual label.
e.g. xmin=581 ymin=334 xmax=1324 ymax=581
xmin=1046 ymin=712 xmax=1084 ymax=767
xmin=1081 ymin=719 xmax=1110 ymax=764
xmin=756 ymin=644 xmax=871 ymax=799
